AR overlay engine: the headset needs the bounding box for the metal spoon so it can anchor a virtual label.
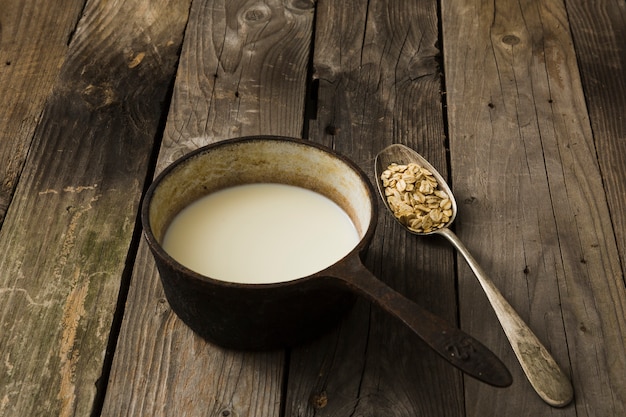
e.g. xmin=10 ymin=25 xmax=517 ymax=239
xmin=375 ymin=143 xmax=574 ymax=408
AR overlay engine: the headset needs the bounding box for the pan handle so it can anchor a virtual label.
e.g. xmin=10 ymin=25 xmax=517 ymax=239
xmin=328 ymin=255 xmax=512 ymax=388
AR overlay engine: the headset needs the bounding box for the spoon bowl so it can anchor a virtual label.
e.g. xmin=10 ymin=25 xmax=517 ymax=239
xmin=375 ymin=143 xmax=574 ymax=408
xmin=375 ymin=143 xmax=458 ymax=234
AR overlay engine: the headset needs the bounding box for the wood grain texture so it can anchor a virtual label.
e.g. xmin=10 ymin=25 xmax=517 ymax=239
xmin=0 ymin=0 xmax=189 ymax=415
xmin=155 ymin=0 xmax=315 ymax=169
xmin=0 ymin=0 xmax=84 ymax=223
xmin=442 ymin=0 xmax=626 ymax=414
xmin=2 ymin=1 xmax=623 ymax=416
xmin=102 ymin=1 xmax=315 ymax=415
xmin=285 ymin=1 xmax=466 ymax=416
xmin=565 ymin=0 xmax=626 ymax=287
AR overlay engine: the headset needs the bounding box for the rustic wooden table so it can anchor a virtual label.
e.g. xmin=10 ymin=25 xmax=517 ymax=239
xmin=1 ymin=0 xmax=625 ymax=415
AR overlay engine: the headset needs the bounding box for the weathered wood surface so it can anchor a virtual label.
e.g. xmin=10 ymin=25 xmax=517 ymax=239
xmin=102 ymin=1 xmax=315 ymax=415
xmin=566 ymin=0 xmax=626 ymax=281
xmin=286 ymin=0 xmax=465 ymax=416
xmin=0 ymin=0 xmax=625 ymax=416
xmin=0 ymin=0 xmax=85 ymax=223
xmin=0 ymin=0 xmax=189 ymax=415
xmin=443 ymin=0 xmax=626 ymax=415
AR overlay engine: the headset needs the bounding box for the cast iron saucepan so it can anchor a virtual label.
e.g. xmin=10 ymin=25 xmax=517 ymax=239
xmin=141 ymin=135 xmax=511 ymax=387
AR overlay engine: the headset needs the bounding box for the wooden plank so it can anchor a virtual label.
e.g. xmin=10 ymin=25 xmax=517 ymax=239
xmin=0 ymin=0 xmax=85 ymax=223
xmin=101 ymin=0 xmax=316 ymax=415
xmin=565 ymin=0 xmax=626 ymax=287
xmin=285 ymin=1 xmax=466 ymax=415
xmin=442 ymin=0 xmax=626 ymax=414
xmin=0 ymin=0 xmax=189 ymax=415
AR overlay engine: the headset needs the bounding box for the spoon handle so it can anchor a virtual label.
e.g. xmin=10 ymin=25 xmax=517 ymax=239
xmin=436 ymin=227 xmax=574 ymax=407
xmin=335 ymin=256 xmax=512 ymax=388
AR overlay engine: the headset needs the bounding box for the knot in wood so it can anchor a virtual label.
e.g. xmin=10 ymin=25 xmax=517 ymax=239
xmin=81 ymin=83 xmax=117 ymax=109
xmin=309 ymin=391 xmax=328 ymax=409
xmin=501 ymin=34 xmax=520 ymax=46
xmin=219 ymin=408 xmax=237 ymax=417
xmin=155 ymin=298 xmax=170 ymax=315
xmin=243 ymin=6 xmax=270 ymax=23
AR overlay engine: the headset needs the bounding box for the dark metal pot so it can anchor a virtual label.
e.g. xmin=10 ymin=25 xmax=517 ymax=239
xmin=141 ymin=136 xmax=511 ymax=387
xmin=142 ymin=136 xmax=376 ymax=350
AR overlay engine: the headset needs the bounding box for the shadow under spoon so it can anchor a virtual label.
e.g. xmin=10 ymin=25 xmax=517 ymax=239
xmin=374 ymin=143 xmax=574 ymax=408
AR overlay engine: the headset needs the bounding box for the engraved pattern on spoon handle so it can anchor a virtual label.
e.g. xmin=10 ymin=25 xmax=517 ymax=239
xmin=436 ymin=227 xmax=574 ymax=407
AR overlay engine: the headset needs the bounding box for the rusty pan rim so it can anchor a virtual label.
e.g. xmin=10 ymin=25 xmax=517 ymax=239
xmin=141 ymin=135 xmax=378 ymax=290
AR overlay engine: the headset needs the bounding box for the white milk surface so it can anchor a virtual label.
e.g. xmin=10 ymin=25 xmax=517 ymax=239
xmin=162 ymin=183 xmax=360 ymax=283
